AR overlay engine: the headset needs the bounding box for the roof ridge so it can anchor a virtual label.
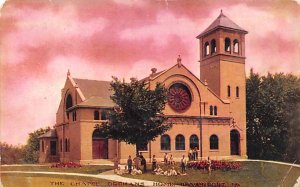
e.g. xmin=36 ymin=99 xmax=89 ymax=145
xmin=73 ymin=78 xmax=110 ymax=82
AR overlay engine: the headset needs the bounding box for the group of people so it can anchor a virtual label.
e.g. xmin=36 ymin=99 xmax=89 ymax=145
xmin=113 ymin=152 xmax=208 ymax=176
xmin=163 ymin=153 xmax=175 ymax=165
xmin=188 ymin=147 xmax=198 ymax=161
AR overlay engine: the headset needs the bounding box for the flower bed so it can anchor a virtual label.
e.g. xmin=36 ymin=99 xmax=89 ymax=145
xmin=50 ymin=162 xmax=82 ymax=168
xmin=187 ymin=160 xmax=241 ymax=171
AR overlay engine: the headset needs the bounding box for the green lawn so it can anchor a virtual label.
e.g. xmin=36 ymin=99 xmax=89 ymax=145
xmin=0 ymin=165 xmax=114 ymax=174
xmin=124 ymin=161 xmax=300 ymax=187
xmin=1 ymin=173 xmax=115 ymax=187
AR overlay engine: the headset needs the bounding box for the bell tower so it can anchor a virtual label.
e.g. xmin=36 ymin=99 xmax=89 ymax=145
xmin=197 ymin=10 xmax=248 ymax=98
xmin=197 ymin=10 xmax=248 ymax=157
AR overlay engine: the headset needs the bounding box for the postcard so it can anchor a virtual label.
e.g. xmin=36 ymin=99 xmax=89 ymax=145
xmin=1 ymin=0 xmax=299 ymax=187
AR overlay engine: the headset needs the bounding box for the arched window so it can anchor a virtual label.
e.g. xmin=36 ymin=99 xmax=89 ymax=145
xmin=214 ymin=106 xmax=217 ymax=116
xmin=227 ymin=85 xmax=231 ymax=97
xmin=233 ymin=39 xmax=239 ymax=53
xmin=41 ymin=140 xmax=44 ymax=152
xmin=94 ymin=111 xmax=100 ymax=120
xmin=175 ymin=134 xmax=185 ymax=150
xmin=209 ymin=105 xmax=213 ymax=115
xmin=225 ymin=38 xmax=231 ymax=52
xmin=65 ymin=139 xmax=67 ymax=152
xmin=210 ymin=135 xmax=219 ymax=149
xmin=101 ymin=111 xmax=107 ymax=120
xmin=211 ymin=39 xmax=216 ymax=54
xmin=66 ymin=94 xmax=73 ymax=109
xmin=189 ymin=135 xmax=199 ymax=149
xmin=236 ymin=86 xmax=239 ymax=98
xmin=161 ymin=134 xmax=171 ymax=150
xmin=60 ymin=139 xmax=62 ymax=152
xmin=204 ymin=42 xmax=210 ymax=56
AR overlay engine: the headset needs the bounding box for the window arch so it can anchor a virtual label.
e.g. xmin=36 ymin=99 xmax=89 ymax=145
xmin=189 ymin=135 xmax=199 ymax=149
xmin=210 ymin=135 xmax=219 ymax=149
xmin=236 ymin=86 xmax=239 ymax=98
xmin=233 ymin=39 xmax=239 ymax=53
xmin=161 ymin=134 xmax=171 ymax=150
xmin=175 ymin=134 xmax=185 ymax=150
xmin=209 ymin=105 xmax=213 ymax=115
xmin=225 ymin=38 xmax=231 ymax=52
xmin=227 ymin=85 xmax=231 ymax=97
xmin=94 ymin=111 xmax=100 ymax=120
xmin=204 ymin=42 xmax=210 ymax=56
xmin=211 ymin=39 xmax=216 ymax=54
xmin=101 ymin=111 xmax=107 ymax=120
xmin=214 ymin=106 xmax=217 ymax=116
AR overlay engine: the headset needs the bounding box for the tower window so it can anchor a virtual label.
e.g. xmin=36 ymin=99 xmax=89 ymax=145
xmin=225 ymin=38 xmax=231 ymax=52
xmin=204 ymin=42 xmax=210 ymax=56
xmin=211 ymin=39 xmax=216 ymax=54
xmin=94 ymin=111 xmax=100 ymax=120
xmin=66 ymin=94 xmax=73 ymax=109
xmin=233 ymin=39 xmax=239 ymax=53
xmin=209 ymin=105 xmax=213 ymax=115
xmin=214 ymin=106 xmax=217 ymax=116
xmin=210 ymin=135 xmax=219 ymax=150
xmin=227 ymin=85 xmax=231 ymax=97
xmin=236 ymin=86 xmax=239 ymax=98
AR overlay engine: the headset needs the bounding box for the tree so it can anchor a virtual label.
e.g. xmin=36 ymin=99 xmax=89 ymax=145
xmin=0 ymin=142 xmax=25 ymax=164
xmin=23 ymin=127 xmax=51 ymax=163
xmin=246 ymin=69 xmax=300 ymax=162
xmin=95 ymin=77 xmax=172 ymax=157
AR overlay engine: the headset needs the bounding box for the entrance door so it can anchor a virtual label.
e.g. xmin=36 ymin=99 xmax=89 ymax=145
xmin=230 ymin=130 xmax=240 ymax=155
xmin=92 ymin=139 xmax=108 ymax=159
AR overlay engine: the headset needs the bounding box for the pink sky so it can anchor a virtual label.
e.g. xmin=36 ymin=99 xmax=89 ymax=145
xmin=1 ymin=0 xmax=300 ymax=145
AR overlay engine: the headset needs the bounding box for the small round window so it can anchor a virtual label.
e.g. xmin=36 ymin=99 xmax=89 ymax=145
xmin=168 ymin=83 xmax=191 ymax=112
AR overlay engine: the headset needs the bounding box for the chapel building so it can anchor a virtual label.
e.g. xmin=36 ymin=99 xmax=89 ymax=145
xmin=39 ymin=11 xmax=248 ymax=164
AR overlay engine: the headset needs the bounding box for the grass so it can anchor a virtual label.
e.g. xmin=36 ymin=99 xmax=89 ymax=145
xmin=0 ymin=165 xmax=114 ymax=174
xmin=123 ymin=161 xmax=300 ymax=187
xmin=1 ymin=173 xmax=116 ymax=187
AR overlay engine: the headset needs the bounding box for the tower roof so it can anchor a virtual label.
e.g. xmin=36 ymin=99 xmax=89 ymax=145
xmin=197 ymin=10 xmax=248 ymax=38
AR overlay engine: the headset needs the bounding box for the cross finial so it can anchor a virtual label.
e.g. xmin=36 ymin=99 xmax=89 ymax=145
xmin=67 ymin=69 xmax=70 ymax=76
xmin=177 ymin=55 xmax=182 ymax=67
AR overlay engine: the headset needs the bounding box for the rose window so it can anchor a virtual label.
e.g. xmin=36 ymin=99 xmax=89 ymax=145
xmin=168 ymin=83 xmax=191 ymax=112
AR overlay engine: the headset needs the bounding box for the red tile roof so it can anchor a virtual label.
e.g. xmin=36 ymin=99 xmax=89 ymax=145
xmin=197 ymin=11 xmax=247 ymax=38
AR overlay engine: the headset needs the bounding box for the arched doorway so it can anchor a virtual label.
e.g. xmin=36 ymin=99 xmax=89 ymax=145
xmin=92 ymin=130 xmax=108 ymax=159
xmin=230 ymin=129 xmax=240 ymax=155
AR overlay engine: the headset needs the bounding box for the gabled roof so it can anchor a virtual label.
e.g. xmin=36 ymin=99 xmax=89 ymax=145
xmin=77 ymin=96 xmax=115 ymax=108
xmin=73 ymin=78 xmax=113 ymax=99
xmin=38 ymin=129 xmax=57 ymax=139
xmin=197 ymin=11 xmax=248 ymax=38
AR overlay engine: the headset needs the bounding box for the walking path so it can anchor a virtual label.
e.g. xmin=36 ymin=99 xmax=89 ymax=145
xmin=1 ymin=168 xmax=183 ymax=187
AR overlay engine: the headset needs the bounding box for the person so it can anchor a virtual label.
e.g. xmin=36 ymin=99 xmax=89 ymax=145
xmin=208 ymin=157 xmax=212 ymax=175
xmin=133 ymin=155 xmax=141 ymax=170
xmin=180 ymin=155 xmax=187 ymax=174
xmin=194 ymin=147 xmax=198 ymax=160
xmin=113 ymin=154 xmax=119 ymax=172
xmin=132 ymin=168 xmax=142 ymax=175
xmin=140 ymin=153 xmax=147 ymax=173
xmin=169 ymin=154 xmax=175 ymax=165
xmin=127 ymin=155 xmax=133 ymax=174
xmin=154 ymin=165 xmax=164 ymax=175
xmin=170 ymin=167 xmax=177 ymax=176
xmin=190 ymin=149 xmax=194 ymax=161
xmin=152 ymin=154 xmax=157 ymax=171
xmin=163 ymin=153 xmax=168 ymax=165
xmin=192 ymin=148 xmax=197 ymax=160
